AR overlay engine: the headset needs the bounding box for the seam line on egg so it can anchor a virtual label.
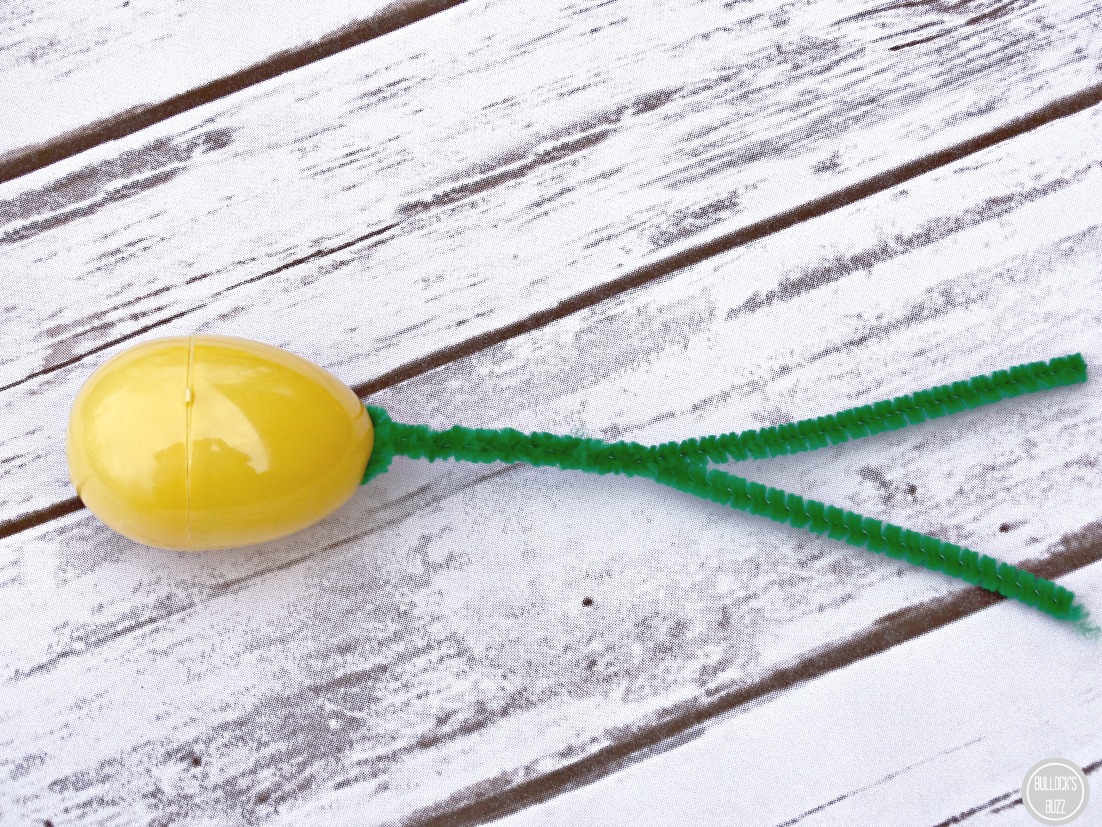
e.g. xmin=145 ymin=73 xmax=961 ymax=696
xmin=185 ymin=335 xmax=194 ymax=550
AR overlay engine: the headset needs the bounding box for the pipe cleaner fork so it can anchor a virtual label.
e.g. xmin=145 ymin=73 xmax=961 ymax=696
xmin=361 ymin=353 xmax=1096 ymax=635
xmin=67 ymin=336 xmax=1095 ymax=635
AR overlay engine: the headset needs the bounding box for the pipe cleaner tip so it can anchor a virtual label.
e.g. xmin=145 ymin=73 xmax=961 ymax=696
xmin=1054 ymin=351 xmax=1088 ymax=382
xmin=1070 ymin=608 xmax=1101 ymax=641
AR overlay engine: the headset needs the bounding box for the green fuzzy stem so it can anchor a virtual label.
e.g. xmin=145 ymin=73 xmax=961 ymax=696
xmin=664 ymin=352 xmax=1088 ymax=464
xmin=360 ymin=352 xmax=1094 ymax=633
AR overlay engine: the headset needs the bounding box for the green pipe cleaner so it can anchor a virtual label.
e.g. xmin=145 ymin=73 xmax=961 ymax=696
xmin=361 ymin=353 xmax=1096 ymax=635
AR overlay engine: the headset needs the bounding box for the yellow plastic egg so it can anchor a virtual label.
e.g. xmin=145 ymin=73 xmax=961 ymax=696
xmin=66 ymin=335 xmax=374 ymax=551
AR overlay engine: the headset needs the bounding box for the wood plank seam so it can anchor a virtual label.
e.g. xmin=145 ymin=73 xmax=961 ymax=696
xmin=0 ymin=222 xmax=402 ymax=395
xmin=928 ymin=757 xmax=1100 ymax=827
xmin=4 ymin=82 xmax=1101 ymax=545
xmin=399 ymin=525 xmax=1102 ymax=827
xmin=0 ymin=0 xmax=467 ymax=186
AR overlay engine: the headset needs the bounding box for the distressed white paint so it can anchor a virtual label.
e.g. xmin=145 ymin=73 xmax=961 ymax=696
xmin=0 ymin=0 xmax=412 ymax=157
xmin=2 ymin=0 xmax=1101 ymax=519
xmin=1 ymin=91 xmax=1100 ymax=825
xmin=496 ymin=562 xmax=1102 ymax=827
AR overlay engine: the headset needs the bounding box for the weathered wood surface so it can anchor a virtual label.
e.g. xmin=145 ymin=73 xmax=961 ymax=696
xmin=4 ymin=0 xmax=1102 ymax=521
xmin=496 ymin=562 xmax=1102 ymax=827
xmin=2 ymin=90 xmax=1100 ymax=825
xmin=0 ymin=0 xmax=448 ymax=166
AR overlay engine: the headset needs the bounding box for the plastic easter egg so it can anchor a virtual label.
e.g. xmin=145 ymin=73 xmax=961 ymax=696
xmin=66 ymin=335 xmax=374 ymax=551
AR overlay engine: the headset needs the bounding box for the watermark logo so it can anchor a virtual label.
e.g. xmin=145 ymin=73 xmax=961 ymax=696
xmin=1022 ymin=758 xmax=1089 ymax=824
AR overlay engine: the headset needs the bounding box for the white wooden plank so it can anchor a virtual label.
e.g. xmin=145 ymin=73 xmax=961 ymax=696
xmin=494 ymin=562 xmax=1102 ymax=827
xmin=3 ymin=0 xmax=1102 ymax=517
xmin=0 ymin=0 xmax=434 ymax=161
xmin=2 ymin=92 xmax=1100 ymax=827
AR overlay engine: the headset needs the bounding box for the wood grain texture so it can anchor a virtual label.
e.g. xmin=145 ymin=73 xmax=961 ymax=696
xmin=3 ymin=0 xmax=1102 ymax=519
xmin=494 ymin=562 xmax=1102 ymax=827
xmin=2 ymin=94 xmax=1100 ymax=826
xmin=0 ymin=0 xmax=458 ymax=168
